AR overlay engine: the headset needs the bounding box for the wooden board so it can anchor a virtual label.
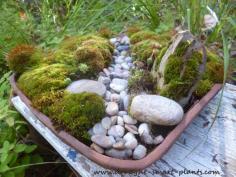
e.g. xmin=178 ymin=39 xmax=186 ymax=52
xmin=11 ymin=83 xmax=236 ymax=177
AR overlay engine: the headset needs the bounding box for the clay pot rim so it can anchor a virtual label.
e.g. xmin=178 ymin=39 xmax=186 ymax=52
xmin=10 ymin=74 xmax=222 ymax=172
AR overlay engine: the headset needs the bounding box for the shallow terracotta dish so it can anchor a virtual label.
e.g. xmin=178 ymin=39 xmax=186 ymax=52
xmin=10 ymin=74 xmax=222 ymax=172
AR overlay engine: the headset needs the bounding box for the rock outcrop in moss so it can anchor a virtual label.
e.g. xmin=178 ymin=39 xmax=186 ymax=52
xmin=47 ymin=92 xmax=105 ymax=140
xmin=7 ymin=45 xmax=43 ymax=74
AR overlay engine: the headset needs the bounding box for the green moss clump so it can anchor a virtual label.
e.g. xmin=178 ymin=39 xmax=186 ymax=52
xmin=7 ymin=45 xmax=43 ymax=74
xmin=128 ymin=69 xmax=154 ymax=92
xmin=32 ymin=90 xmax=64 ymax=115
xmin=17 ymin=64 xmax=75 ymax=99
xmin=130 ymin=31 xmax=159 ymax=44
xmin=48 ymin=34 xmax=113 ymax=77
xmin=97 ymin=27 xmax=113 ymax=39
xmin=75 ymin=45 xmax=107 ymax=76
xmin=194 ymin=79 xmax=213 ymax=98
xmin=203 ymin=51 xmax=224 ymax=83
xmin=132 ymin=39 xmax=161 ymax=62
xmin=126 ymin=26 xmax=143 ymax=37
xmin=159 ymin=42 xmax=202 ymax=102
xmin=159 ymin=79 xmax=191 ymax=100
xmin=47 ymin=92 xmax=105 ymax=140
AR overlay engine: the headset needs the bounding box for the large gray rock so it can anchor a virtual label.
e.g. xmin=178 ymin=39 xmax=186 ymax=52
xmin=66 ymin=80 xmax=106 ymax=96
xmin=130 ymin=95 xmax=184 ymax=126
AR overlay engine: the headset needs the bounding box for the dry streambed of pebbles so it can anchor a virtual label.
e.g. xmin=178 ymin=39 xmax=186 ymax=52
xmin=65 ymin=34 xmax=184 ymax=160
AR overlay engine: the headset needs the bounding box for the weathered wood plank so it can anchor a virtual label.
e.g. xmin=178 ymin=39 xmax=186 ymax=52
xmin=11 ymin=83 xmax=236 ymax=177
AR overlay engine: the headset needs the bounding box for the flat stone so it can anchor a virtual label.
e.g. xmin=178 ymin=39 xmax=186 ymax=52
xmin=108 ymin=125 xmax=125 ymax=138
xmin=125 ymin=124 xmax=138 ymax=134
xmin=105 ymin=149 xmax=132 ymax=159
xmin=101 ymin=117 xmax=112 ymax=129
xmin=123 ymin=115 xmax=137 ymax=124
xmin=130 ymin=95 xmax=184 ymax=126
xmin=91 ymin=135 xmax=113 ymax=148
xmin=90 ymin=143 xmax=104 ymax=154
xmin=123 ymin=132 xmax=138 ymax=149
xmin=110 ymin=78 xmax=128 ymax=93
xmin=93 ymin=123 xmax=107 ymax=135
xmin=66 ymin=80 xmax=106 ymax=96
xmin=133 ymin=145 xmax=147 ymax=160
xmin=106 ymin=102 xmax=119 ymax=116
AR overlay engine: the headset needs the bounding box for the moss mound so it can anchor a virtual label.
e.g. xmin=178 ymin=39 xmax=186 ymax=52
xmin=128 ymin=69 xmax=155 ymax=92
xmin=7 ymin=44 xmax=43 ymax=74
xmin=130 ymin=31 xmax=159 ymax=44
xmin=97 ymin=27 xmax=113 ymax=39
xmin=47 ymin=34 xmax=113 ymax=77
xmin=17 ymin=64 xmax=75 ymax=99
xmin=194 ymin=79 xmax=213 ymax=98
xmin=47 ymin=92 xmax=105 ymax=140
xmin=132 ymin=39 xmax=161 ymax=62
xmin=126 ymin=26 xmax=143 ymax=37
xmin=157 ymin=41 xmax=223 ymax=102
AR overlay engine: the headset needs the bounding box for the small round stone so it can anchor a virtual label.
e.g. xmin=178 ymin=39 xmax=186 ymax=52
xmin=117 ymin=116 xmax=124 ymax=126
xmin=123 ymin=132 xmax=138 ymax=149
xmin=112 ymin=140 xmax=126 ymax=150
xmin=123 ymin=115 xmax=137 ymax=124
xmin=133 ymin=145 xmax=147 ymax=160
xmin=105 ymin=149 xmax=132 ymax=159
xmin=110 ymin=93 xmax=121 ymax=103
xmin=153 ymin=135 xmax=164 ymax=145
xmin=93 ymin=123 xmax=107 ymax=135
xmin=108 ymin=125 xmax=125 ymax=138
xmin=138 ymin=123 xmax=150 ymax=135
xmin=140 ymin=132 xmax=154 ymax=145
xmin=101 ymin=117 xmax=112 ymax=130
xmin=106 ymin=102 xmax=119 ymax=116
xmin=105 ymin=91 xmax=111 ymax=101
xmin=91 ymin=135 xmax=113 ymax=148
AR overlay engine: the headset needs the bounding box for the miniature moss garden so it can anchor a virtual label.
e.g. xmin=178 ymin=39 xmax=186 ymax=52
xmin=7 ymin=28 xmax=223 ymax=160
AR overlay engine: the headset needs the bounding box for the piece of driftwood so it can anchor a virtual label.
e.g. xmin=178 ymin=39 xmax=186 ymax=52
xmin=11 ymin=83 xmax=236 ymax=177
